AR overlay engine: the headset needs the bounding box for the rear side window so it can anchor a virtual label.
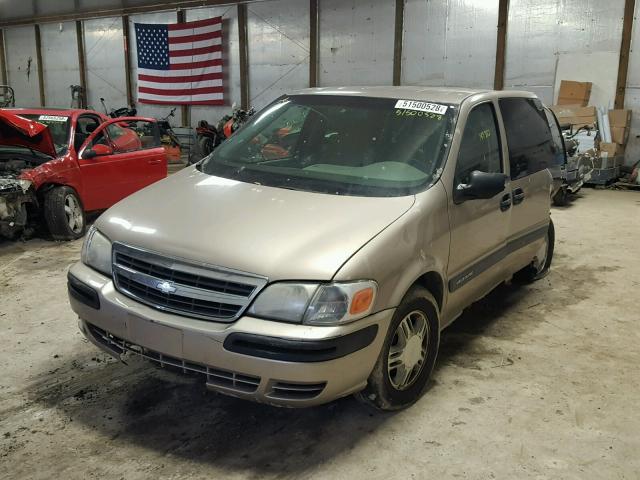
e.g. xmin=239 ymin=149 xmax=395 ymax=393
xmin=454 ymin=102 xmax=502 ymax=186
xmin=499 ymin=98 xmax=555 ymax=179
xmin=543 ymin=108 xmax=566 ymax=167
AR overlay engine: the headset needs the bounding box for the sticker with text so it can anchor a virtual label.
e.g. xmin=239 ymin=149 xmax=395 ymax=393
xmin=38 ymin=115 xmax=68 ymax=122
xmin=395 ymin=109 xmax=443 ymax=119
xmin=394 ymin=100 xmax=448 ymax=115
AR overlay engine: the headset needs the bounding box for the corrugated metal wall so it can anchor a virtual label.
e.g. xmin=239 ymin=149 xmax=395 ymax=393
xmin=40 ymin=21 xmax=81 ymax=108
xmin=0 ymin=0 xmax=635 ymax=157
xmin=4 ymin=26 xmax=40 ymax=107
xmin=403 ymin=0 xmax=498 ymax=88
xmin=319 ymin=0 xmax=395 ymax=86
xmin=83 ymin=17 xmax=128 ymax=113
xmin=505 ymin=0 xmax=625 ymax=105
xmin=248 ymin=0 xmax=310 ymax=110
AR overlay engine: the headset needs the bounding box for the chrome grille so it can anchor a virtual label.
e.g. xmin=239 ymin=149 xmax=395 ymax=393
xmin=88 ymin=323 xmax=261 ymax=394
xmin=112 ymin=243 xmax=267 ymax=322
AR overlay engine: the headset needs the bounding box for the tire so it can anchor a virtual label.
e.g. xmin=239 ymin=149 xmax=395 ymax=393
xmin=514 ymin=219 xmax=555 ymax=283
xmin=552 ymin=188 xmax=568 ymax=206
xmin=198 ymin=135 xmax=215 ymax=156
xmin=355 ymin=286 xmax=440 ymax=411
xmin=43 ymin=186 xmax=86 ymax=240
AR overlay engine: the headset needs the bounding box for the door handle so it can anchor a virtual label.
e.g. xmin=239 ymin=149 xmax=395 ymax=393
xmin=500 ymin=193 xmax=512 ymax=211
xmin=512 ymin=187 xmax=525 ymax=205
xmin=148 ymin=159 xmax=162 ymax=165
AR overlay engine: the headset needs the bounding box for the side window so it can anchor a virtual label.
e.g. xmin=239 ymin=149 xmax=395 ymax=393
xmin=88 ymin=130 xmax=109 ymax=148
xmin=127 ymin=120 xmax=161 ymax=150
xmin=543 ymin=108 xmax=566 ymax=167
xmin=75 ymin=115 xmax=101 ymax=151
xmin=105 ymin=120 xmax=160 ymax=153
xmin=106 ymin=122 xmax=140 ymax=153
xmin=455 ymin=102 xmax=502 ymax=186
xmin=499 ymin=98 xmax=555 ymax=179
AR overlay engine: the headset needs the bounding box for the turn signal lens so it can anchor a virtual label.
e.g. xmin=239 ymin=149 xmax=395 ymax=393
xmin=304 ymin=280 xmax=377 ymax=325
xmin=350 ymin=287 xmax=374 ymax=315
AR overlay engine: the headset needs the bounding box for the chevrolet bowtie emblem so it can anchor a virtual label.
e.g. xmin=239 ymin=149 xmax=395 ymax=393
xmin=156 ymin=281 xmax=177 ymax=294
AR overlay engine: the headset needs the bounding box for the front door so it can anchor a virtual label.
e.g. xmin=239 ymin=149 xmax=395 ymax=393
xmin=446 ymin=101 xmax=511 ymax=315
xmin=77 ymin=118 xmax=167 ymax=211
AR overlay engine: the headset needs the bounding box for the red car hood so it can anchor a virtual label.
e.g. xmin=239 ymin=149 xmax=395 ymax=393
xmin=0 ymin=110 xmax=57 ymax=158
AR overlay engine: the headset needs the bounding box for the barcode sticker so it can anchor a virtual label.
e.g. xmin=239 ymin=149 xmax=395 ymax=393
xmin=38 ymin=115 xmax=68 ymax=122
xmin=394 ymin=100 xmax=448 ymax=115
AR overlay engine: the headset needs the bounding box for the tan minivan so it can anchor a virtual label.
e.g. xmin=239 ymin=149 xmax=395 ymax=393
xmin=68 ymin=87 xmax=556 ymax=410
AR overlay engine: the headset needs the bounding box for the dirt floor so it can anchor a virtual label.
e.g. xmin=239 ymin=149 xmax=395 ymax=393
xmin=1 ymin=188 xmax=638 ymax=479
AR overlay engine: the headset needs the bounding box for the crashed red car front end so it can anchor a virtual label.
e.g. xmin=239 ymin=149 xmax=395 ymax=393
xmin=0 ymin=108 xmax=167 ymax=239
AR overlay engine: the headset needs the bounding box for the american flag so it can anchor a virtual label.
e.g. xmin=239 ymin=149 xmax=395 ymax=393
xmin=134 ymin=17 xmax=223 ymax=105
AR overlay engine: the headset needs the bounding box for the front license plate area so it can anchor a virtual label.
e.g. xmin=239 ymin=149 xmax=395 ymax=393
xmin=127 ymin=314 xmax=183 ymax=358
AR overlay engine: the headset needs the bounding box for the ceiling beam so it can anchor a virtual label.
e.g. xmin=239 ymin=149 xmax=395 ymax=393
xmin=0 ymin=0 xmax=269 ymax=28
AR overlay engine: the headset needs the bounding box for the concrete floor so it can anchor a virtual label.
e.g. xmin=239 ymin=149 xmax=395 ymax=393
xmin=0 ymin=188 xmax=638 ymax=479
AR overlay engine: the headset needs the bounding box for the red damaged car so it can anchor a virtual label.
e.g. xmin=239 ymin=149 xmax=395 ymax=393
xmin=0 ymin=109 xmax=167 ymax=240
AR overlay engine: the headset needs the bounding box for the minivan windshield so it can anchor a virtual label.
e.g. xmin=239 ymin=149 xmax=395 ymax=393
xmin=200 ymin=95 xmax=456 ymax=197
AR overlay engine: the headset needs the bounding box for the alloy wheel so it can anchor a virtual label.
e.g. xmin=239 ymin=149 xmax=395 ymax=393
xmin=64 ymin=194 xmax=83 ymax=234
xmin=387 ymin=310 xmax=430 ymax=390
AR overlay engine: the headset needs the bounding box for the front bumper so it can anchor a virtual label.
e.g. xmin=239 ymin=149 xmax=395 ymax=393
xmin=68 ymin=262 xmax=393 ymax=407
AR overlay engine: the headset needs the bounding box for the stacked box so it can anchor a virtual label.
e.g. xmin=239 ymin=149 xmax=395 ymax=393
xmin=607 ymin=109 xmax=632 ymax=147
xmin=557 ymin=81 xmax=592 ymax=106
xmin=550 ymin=105 xmax=597 ymax=130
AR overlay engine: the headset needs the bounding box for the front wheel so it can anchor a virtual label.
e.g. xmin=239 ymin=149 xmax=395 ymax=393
xmin=355 ymin=286 xmax=440 ymax=411
xmin=43 ymin=186 xmax=86 ymax=240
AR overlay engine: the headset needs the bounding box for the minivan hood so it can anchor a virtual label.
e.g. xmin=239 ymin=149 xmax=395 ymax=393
xmin=97 ymin=167 xmax=415 ymax=281
xmin=0 ymin=110 xmax=57 ymax=158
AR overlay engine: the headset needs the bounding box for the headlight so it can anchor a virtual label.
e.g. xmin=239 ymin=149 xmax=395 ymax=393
xmin=81 ymin=226 xmax=113 ymax=276
xmin=248 ymin=280 xmax=377 ymax=325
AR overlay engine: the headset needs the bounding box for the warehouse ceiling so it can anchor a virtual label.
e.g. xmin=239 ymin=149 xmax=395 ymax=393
xmin=0 ymin=0 xmax=272 ymax=26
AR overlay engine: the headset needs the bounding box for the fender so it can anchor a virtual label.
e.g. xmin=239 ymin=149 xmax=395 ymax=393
xmin=333 ymin=183 xmax=451 ymax=326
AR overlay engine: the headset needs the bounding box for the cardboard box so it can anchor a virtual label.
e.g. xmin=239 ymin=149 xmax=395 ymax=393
xmin=599 ymin=142 xmax=625 ymax=158
xmin=557 ymin=80 xmax=592 ymax=106
xmin=550 ymin=105 xmax=597 ymax=128
xmin=608 ymin=109 xmax=632 ymax=128
xmin=610 ymin=126 xmax=629 ymax=145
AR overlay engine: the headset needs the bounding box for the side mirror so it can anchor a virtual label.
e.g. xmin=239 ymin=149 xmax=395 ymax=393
xmin=455 ymin=171 xmax=506 ymax=202
xmin=82 ymin=143 xmax=113 ymax=159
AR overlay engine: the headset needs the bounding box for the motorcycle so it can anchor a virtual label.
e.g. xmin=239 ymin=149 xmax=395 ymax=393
xmin=100 ymin=97 xmax=137 ymax=118
xmin=220 ymin=105 xmax=255 ymax=139
xmin=196 ymin=105 xmax=255 ymax=156
xmin=157 ymin=107 xmax=182 ymax=163
xmin=196 ymin=119 xmax=220 ymax=156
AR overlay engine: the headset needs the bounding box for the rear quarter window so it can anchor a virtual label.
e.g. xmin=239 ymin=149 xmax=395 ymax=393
xmin=499 ymin=98 xmax=555 ymax=180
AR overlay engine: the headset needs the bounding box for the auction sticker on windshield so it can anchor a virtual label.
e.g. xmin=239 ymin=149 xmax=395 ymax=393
xmin=38 ymin=115 xmax=68 ymax=122
xmin=394 ymin=100 xmax=448 ymax=115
